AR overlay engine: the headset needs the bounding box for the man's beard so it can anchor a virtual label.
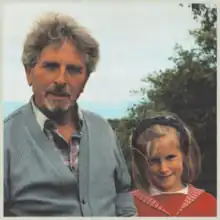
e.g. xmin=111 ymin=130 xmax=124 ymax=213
xmin=45 ymin=98 xmax=72 ymax=112
xmin=42 ymin=98 xmax=75 ymax=124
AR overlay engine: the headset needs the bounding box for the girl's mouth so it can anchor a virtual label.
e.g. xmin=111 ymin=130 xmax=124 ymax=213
xmin=158 ymin=174 xmax=173 ymax=179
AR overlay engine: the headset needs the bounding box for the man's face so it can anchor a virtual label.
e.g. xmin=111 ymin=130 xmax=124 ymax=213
xmin=26 ymin=41 xmax=87 ymax=114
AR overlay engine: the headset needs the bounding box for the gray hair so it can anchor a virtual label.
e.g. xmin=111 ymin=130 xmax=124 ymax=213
xmin=22 ymin=12 xmax=99 ymax=74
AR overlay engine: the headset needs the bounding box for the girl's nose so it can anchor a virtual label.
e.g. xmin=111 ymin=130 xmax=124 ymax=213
xmin=159 ymin=161 xmax=169 ymax=174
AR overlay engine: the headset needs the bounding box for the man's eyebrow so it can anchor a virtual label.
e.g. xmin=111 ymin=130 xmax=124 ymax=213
xmin=41 ymin=61 xmax=60 ymax=66
xmin=41 ymin=61 xmax=82 ymax=68
xmin=66 ymin=64 xmax=82 ymax=69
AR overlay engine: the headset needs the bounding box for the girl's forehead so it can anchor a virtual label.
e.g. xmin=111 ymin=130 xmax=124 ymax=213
xmin=150 ymin=133 xmax=180 ymax=156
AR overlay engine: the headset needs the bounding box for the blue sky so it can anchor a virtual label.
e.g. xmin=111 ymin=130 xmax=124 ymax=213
xmin=3 ymin=2 xmax=201 ymax=118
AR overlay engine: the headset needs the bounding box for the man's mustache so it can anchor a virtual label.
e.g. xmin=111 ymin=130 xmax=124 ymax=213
xmin=46 ymin=91 xmax=70 ymax=96
xmin=45 ymin=86 xmax=71 ymax=97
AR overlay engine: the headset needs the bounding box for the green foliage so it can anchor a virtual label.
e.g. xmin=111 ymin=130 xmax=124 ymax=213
xmin=108 ymin=3 xmax=217 ymax=195
xmin=108 ymin=118 xmax=135 ymax=173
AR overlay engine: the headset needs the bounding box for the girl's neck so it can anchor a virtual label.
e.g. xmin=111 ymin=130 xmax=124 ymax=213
xmin=149 ymin=184 xmax=188 ymax=196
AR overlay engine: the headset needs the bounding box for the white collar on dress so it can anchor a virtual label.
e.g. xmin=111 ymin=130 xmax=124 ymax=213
xmin=149 ymin=185 xmax=188 ymax=196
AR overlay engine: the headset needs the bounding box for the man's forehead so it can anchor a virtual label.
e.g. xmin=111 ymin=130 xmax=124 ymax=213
xmin=37 ymin=43 xmax=84 ymax=65
xmin=40 ymin=41 xmax=80 ymax=54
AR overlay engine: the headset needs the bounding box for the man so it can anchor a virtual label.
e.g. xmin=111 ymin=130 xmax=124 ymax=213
xmin=4 ymin=12 xmax=136 ymax=216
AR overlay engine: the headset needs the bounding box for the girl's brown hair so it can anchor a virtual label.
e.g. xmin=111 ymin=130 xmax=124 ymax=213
xmin=131 ymin=113 xmax=201 ymax=192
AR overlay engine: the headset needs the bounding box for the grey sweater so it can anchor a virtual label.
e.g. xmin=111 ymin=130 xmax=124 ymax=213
xmin=4 ymin=102 xmax=136 ymax=216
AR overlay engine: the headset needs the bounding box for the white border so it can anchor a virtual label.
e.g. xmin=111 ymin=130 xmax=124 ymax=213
xmin=1 ymin=0 xmax=219 ymax=219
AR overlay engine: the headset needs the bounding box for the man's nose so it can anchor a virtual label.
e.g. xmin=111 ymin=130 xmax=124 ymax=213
xmin=54 ymin=66 xmax=67 ymax=84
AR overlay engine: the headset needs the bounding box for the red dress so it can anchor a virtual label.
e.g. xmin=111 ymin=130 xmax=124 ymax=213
xmin=132 ymin=185 xmax=216 ymax=217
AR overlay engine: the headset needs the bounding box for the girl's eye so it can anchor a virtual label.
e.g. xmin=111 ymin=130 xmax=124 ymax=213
xmin=149 ymin=158 xmax=160 ymax=165
xmin=166 ymin=154 xmax=176 ymax=160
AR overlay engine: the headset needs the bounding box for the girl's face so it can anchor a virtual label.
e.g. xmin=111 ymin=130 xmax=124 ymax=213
xmin=147 ymin=131 xmax=184 ymax=192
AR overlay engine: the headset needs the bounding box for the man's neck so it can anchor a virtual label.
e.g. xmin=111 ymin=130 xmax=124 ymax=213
xmin=46 ymin=106 xmax=77 ymax=127
xmin=32 ymin=100 xmax=77 ymax=127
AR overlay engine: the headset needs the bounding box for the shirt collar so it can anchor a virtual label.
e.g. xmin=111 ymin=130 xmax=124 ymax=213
xmin=149 ymin=185 xmax=188 ymax=196
xmin=31 ymin=97 xmax=83 ymax=131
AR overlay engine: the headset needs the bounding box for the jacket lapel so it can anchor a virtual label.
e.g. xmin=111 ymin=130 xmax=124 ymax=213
xmin=132 ymin=190 xmax=170 ymax=216
xmin=175 ymin=184 xmax=204 ymax=215
xmin=133 ymin=185 xmax=204 ymax=216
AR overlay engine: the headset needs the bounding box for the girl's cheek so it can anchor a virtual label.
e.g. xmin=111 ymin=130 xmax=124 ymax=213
xmin=148 ymin=165 xmax=159 ymax=176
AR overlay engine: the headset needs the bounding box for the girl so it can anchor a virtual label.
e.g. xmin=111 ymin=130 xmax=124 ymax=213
xmin=131 ymin=115 xmax=216 ymax=217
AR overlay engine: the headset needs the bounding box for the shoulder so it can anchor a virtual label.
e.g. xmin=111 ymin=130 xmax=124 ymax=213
xmin=131 ymin=189 xmax=156 ymax=214
xmin=189 ymin=186 xmax=217 ymax=215
xmin=4 ymin=104 xmax=27 ymax=129
xmin=189 ymin=185 xmax=216 ymax=202
xmin=81 ymin=109 xmax=108 ymax=122
xmin=199 ymin=191 xmax=217 ymax=214
xmin=131 ymin=189 xmax=151 ymax=201
xmin=81 ymin=109 xmax=104 ymax=120
xmin=200 ymin=191 xmax=217 ymax=202
xmin=4 ymin=105 xmax=27 ymax=157
xmin=81 ymin=109 xmax=114 ymax=132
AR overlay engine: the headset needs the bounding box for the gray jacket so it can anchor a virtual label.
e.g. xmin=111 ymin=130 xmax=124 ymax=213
xmin=4 ymin=102 xmax=136 ymax=216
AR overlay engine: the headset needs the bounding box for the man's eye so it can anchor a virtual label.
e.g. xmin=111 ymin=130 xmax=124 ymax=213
xmin=67 ymin=66 xmax=82 ymax=74
xmin=43 ymin=63 xmax=59 ymax=70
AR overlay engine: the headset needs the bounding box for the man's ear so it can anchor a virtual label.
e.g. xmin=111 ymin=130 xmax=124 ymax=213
xmin=25 ymin=67 xmax=32 ymax=86
xmin=80 ymin=74 xmax=90 ymax=93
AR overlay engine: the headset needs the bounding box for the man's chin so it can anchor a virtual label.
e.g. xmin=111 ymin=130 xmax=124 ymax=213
xmin=45 ymin=99 xmax=72 ymax=113
xmin=42 ymin=103 xmax=73 ymax=120
xmin=46 ymin=105 xmax=70 ymax=115
xmin=49 ymin=104 xmax=68 ymax=111
xmin=50 ymin=108 xmax=68 ymax=114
